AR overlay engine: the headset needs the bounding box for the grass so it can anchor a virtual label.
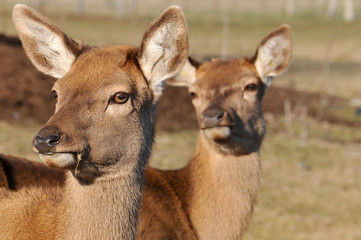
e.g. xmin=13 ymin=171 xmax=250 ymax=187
xmin=150 ymin=129 xmax=198 ymax=169
xmin=0 ymin=120 xmax=40 ymax=161
xmin=244 ymin=133 xmax=361 ymax=240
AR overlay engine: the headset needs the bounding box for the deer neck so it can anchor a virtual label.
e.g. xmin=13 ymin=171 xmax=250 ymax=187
xmin=58 ymin=168 xmax=144 ymax=240
xmin=185 ymin=133 xmax=261 ymax=239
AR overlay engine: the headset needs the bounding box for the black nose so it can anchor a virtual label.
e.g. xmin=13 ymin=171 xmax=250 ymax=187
xmin=33 ymin=127 xmax=61 ymax=153
xmin=202 ymin=106 xmax=226 ymax=127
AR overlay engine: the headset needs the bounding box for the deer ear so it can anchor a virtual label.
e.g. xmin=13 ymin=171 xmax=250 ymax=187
xmin=138 ymin=6 xmax=189 ymax=99
xmin=12 ymin=4 xmax=85 ymax=79
xmin=254 ymin=25 xmax=293 ymax=87
xmin=166 ymin=57 xmax=199 ymax=87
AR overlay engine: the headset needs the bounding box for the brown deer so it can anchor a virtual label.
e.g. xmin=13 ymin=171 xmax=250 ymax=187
xmin=0 ymin=21 xmax=292 ymax=239
xmin=0 ymin=154 xmax=65 ymax=190
xmin=137 ymin=25 xmax=293 ymax=239
xmin=0 ymin=4 xmax=189 ymax=240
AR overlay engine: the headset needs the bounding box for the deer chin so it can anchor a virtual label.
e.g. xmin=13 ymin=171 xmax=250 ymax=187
xmin=39 ymin=153 xmax=76 ymax=168
xmin=203 ymin=126 xmax=231 ymax=141
xmin=203 ymin=126 xmax=260 ymax=155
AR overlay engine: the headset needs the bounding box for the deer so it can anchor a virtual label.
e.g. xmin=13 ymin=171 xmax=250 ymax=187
xmin=0 ymin=154 xmax=65 ymax=190
xmin=0 ymin=17 xmax=292 ymax=239
xmin=136 ymin=25 xmax=293 ymax=239
xmin=0 ymin=4 xmax=189 ymax=240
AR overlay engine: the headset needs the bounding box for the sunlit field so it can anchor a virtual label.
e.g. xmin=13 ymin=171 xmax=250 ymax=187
xmin=0 ymin=0 xmax=360 ymax=239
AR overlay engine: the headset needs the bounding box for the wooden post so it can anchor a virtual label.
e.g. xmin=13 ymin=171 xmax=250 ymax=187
xmin=344 ymin=0 xmax=355 ymax=22
xmin=130 ymin=0 xmax=138 ymax=15
xmin=116 ymin=0 xmax=124 ymax=19
xmin=77 ymin=0 xmax=84 ymax=15
xmin=220 ymin=14 xmax=229 ymax=59
xmin=284 ymin=99 xmax=294 ymax=136
xmin=285 ymin=0 xmax=295 ymax=18
xmin=299 ymin=105 xmax=308 ymax=147
xmin=326 ymin=0 xmax=338 ymax=20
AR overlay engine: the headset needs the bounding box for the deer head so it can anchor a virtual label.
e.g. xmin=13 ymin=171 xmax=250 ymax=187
xmin=13 ymin=4 xmax=189 ymax=182
xmin=169 ymin=25 xmax=292 ymax=155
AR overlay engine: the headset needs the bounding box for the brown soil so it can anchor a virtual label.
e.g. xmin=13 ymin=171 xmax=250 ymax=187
xmin=0 ymin=34 xmax=55 ymax=124
xmin=0 ymin=34 xmax=359 ymax=130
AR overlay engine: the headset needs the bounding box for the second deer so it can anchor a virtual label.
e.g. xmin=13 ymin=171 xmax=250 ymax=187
xmin=137 ymin=25 xmax=293 ymax=239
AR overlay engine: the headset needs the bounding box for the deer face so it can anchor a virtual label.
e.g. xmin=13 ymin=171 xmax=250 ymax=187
xmin=169 ymin=25 xmax=293 ymax=155
xmin=189 ymin=59 xmax=266 ymax=155
xmin=13 ymin=4 xmax=189 ymax=180
xmin=33 ymin=47 xmax=154 ymax=179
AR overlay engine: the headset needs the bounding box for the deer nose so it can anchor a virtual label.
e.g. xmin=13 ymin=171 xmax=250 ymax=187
xmin=201 ymin=106 xmax=226 ymax=128
xmin=33 ymin=128 xmax=62 ymax=153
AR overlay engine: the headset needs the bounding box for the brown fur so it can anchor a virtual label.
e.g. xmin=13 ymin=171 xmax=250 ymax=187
xmin=0 ymin=24 xmax=291 ymax=239
xmin=137 ymin=25 xmax=293 ymax=239
xmin=0 ymin=154 xmax=65 ymax=190
xmin=0 ymin=4 xmax=188 ymax=240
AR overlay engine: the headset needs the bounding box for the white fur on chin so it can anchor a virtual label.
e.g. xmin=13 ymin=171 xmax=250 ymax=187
xmin=39 ymin=153 xmax=75 ymax=168
xmin=204 ymin=126 xmax=231 ymax=141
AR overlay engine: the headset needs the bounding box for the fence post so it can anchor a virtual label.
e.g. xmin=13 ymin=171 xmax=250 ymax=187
xmin=220 ymin=14 xmax=229 ymax=59
xmin=299 ymin=105 xmax=308 ymax=147
xmin=284 ymin=99 xmax=294 ymax=136
xmin=326 ymin=0 xmax=338 ymax=19
xmin=77 ymin=0 xmax=84 ymax=15
xmin=116 ymin=0 xmax=125 ymax=19
xmin=285 ymin=0 xmax=295 ymax=18
xmin=344 ymin=0 xmax=355 ymax=22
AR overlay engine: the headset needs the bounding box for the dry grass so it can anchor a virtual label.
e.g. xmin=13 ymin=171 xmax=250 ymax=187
xmin=0 ymin=120 xmax=39 ymax=161
xmin=245 ymin=134 xmax=361 ymax=240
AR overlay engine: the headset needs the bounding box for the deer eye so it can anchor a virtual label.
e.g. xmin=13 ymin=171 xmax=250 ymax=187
xmin=51 ymin=90 xmax=58 ymax=99
xmin=190 ymin=91 xmax=197 ymax=99
xmin=245 ymin=83 xmax=258 ymax=92
xmin=113 ymin=92 xmax=129 ymax=104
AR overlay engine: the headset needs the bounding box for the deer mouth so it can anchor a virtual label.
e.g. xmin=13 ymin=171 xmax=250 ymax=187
xmin=203 ymin=126 xmax=232 ymax=141
xmin=38 ymin=152 xmax=77 ymax=168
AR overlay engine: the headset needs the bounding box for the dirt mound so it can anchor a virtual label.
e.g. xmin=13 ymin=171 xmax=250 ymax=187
xmin=157 ymin=85 xmax=360 ymax=131
xmin=263 ymin=87 xmax=359 ymax=126
xmin=0 ymin=34 xmax=55 ymax=124
xmin=0 ymin=34 xmax=359 ymax=130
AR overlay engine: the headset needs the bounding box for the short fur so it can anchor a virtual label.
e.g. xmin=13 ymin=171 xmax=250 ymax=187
xmin=0 ymin=4 xmax=188 ymax=240
xmin=137 ymin=25 xmax=293 ymax=239
xmin=0 ymin=25 xmax=291 ymax=239
xmin=0 ymin=154 xmax=64 ymax=190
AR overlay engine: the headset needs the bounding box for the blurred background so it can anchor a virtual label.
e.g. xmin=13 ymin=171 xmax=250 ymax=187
xmin=0 ymin=0 xmax=360 ymax=239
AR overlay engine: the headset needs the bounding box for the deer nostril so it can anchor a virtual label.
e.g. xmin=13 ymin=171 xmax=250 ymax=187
xmin=216 ymin=111 xmax=224 ymax=120
xmin=203 ymin=111 xmax=225 ymax=122
xmin=34 ymin=132 xmax=61 ymax=153
xmin=48 ymin=134 xmax=61 ymax=144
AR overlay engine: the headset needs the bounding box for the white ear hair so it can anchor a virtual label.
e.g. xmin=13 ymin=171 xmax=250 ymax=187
xmin=254 ymin=25 xmax=293 ymax=87
xmin=13 ymin=4 xmax=83 ymax=78
xmin=138 ymin=6 xmax=189 ymax=99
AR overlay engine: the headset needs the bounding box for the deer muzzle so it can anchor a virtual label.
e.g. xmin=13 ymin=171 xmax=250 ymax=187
xmin=199 ymin=105 xmax=234 ymax=141
xmin=33 ymin=126 xmax=77 ymax=168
